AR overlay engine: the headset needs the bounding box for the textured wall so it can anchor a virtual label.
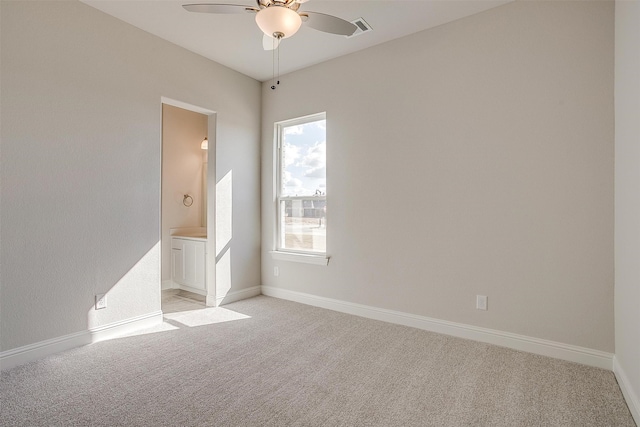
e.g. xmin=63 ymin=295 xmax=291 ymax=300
xmin=261 ymin=1 xmax=614 ymax=351
xmin=0 ymin=0 xmax=261 ymax=351
xmin=614 ymin=0 xmax=640 ymax=421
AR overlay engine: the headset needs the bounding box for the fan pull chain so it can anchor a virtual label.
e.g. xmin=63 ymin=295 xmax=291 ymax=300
xmin=271 ymin=36 xmax=276 ymax=90
xmin=271 ymin=33 xmax=283 ymax=90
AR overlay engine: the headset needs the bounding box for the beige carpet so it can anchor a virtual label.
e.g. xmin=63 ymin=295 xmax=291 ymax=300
xmin=1 ymin=295 xmax=635 ymax=426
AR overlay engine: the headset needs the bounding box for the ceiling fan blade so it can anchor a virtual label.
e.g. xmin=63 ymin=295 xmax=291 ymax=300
xmin=262 ymin=34 xmax=281 ymax=51
xmin=301 ymin=11 xmax=357 ymax=36
xmin=183 ymin=3 xmax=258 ymax=14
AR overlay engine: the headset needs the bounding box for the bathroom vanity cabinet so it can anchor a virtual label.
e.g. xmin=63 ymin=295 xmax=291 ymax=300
xmin=171 ymin=236 xmax=206 ymax=293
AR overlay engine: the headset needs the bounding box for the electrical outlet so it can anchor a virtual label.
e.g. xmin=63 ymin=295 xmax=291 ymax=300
xmin=274 ymin=266 xmax=280 ymax=277
xmin=476 ymin=295 xmax=488 ymax=311
xmin=95 ymin=294 xmax=107 ymax=310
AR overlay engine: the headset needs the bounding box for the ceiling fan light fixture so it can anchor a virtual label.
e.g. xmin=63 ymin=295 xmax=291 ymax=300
xmin=255 ymin=6 xmax=302 ymax=39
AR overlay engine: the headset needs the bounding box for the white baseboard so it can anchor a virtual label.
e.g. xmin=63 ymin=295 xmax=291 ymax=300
xmin=215 ymin=286 xmax=262 ymax=306
xmin=0 ymin=331 xmax=91 ymax=371
xmin=162 ymin=280 xmax=177 ymax=291
xmin=164 ymin=280 xmax=207 ymax=296
xmin=261 ymin=286 xmax=614 ymax=371
xmin=163 ymin=280 xmax=209 ymax=298
xmin=614 ymin=356 xmax=640 ymax=425
xmin=1 ymin=311 xmax=163 ymax=371
xmin=89 ymin=311 xmax=163 ymax=343
xmin=176 ymin=283 xmax=207 ymax=296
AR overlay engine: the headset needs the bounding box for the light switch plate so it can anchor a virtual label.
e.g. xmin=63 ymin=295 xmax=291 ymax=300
xmin=476 ymin=295 xmax=488 ymax=311
xmin=95 ymin=294 xmax=107 ymax=310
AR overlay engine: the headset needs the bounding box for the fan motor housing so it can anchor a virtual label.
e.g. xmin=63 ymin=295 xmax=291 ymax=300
xmin=258 ymin=0 xmax=301 ymax=11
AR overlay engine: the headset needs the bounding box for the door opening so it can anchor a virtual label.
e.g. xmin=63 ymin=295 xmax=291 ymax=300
xmin=160 ymin=97 xmax=216 ymax=312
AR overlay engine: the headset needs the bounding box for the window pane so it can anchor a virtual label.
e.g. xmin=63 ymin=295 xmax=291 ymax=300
xmin=280 ymin=199 xmax=326 ymax=252
xmin=276 ymin=114 xmax=327 ymax=255
xmin=281 ymin=120 xmax=326 ymax=197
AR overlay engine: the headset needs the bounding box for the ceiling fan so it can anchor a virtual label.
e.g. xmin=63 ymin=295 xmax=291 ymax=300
xmin=183 ymin=0 xmax=358 ymax=51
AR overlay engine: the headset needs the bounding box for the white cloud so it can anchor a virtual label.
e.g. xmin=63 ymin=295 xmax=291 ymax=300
xmin=305 ymin=166 xmax=326 ymax=179
xmin=285 ymin=177 xmax=303 ymax=188
xmin=284 ymin=125 xmax=304 ymax=135
xmin=300 ymin=141 xmax=326 ymax=179
xmin=283 ymin=142 xmax=300 ymax=167
xmin=282 ymin=171 xmax=302 ymax=190
xmin=283 ymin=170 xmax=292 ymax=184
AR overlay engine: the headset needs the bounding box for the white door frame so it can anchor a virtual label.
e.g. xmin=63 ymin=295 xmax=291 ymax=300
xmin=160 ymin=97 xmax=218 ymax=306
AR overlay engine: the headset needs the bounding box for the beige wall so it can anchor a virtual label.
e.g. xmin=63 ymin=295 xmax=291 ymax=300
xmin=0 ymin=0 xmax=261 ymax=351
xmin=261 ymin=1 xmax=615 ymax=352
xmin=614 ymin=0 xmax=640 ymax=421
xmin=161 ymin=105 xmax=208 ymax=282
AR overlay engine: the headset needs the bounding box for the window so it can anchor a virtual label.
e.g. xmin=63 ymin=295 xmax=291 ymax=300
xmin=275 ymin=113 xmax=327 ymax=258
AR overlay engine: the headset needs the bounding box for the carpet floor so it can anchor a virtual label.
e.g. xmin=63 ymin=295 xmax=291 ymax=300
xmin=1 ymin=295 xmax=635 ymax=426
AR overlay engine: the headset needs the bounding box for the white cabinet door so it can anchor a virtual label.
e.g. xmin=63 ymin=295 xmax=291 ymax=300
xmin=172 ymin=248 xmax=184 ymax=285
xmin=171 ymin=238 xmax=206 ymax=291
xmin=183 ymin=240 xmax=206 ymax=290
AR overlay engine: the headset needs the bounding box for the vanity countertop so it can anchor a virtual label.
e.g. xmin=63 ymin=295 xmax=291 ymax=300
xmin=172 ymin=233 xmax=206 ymax=241
xmin=170 ymin=227 xmax=207 ymax=241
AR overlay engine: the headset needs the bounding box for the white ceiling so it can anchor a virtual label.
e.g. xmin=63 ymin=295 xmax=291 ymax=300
xmin=82 ymin=0 xmax=512 ymax=82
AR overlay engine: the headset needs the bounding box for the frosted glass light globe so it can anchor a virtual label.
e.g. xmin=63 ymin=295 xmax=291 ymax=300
xmin=255 ymin=6 xmax=302 ymax=39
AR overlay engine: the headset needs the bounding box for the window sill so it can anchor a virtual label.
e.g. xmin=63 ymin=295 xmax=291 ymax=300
xmin=269 ymin=251 xmax=330 ymax=266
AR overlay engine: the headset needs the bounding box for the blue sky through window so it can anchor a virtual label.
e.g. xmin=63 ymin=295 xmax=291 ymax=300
xmin=282 ymin=119 xmax=326 ymax=197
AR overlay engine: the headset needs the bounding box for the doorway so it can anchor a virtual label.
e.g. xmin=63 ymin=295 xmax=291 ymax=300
xmin=160 ymin=97 xmax=216 ymax=313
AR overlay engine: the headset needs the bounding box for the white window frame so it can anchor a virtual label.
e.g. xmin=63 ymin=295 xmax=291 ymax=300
xmin=271 ymin=112 xmax=329 ymax=265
